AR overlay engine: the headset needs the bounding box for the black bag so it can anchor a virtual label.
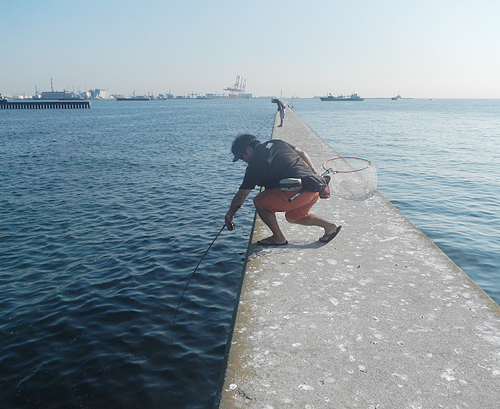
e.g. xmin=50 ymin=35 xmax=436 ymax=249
xmin=301 ymin=174 xmax=328 ymax=193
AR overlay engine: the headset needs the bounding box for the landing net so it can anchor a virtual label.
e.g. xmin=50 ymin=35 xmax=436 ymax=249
xmin=322 ymin=157 xmax=377 ymax=201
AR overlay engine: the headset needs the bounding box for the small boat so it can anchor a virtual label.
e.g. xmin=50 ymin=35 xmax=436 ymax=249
xmin=320 ymin=93 xmax=364 ymax=101
xmin=391 ymin=94 xmax=401 ymax=100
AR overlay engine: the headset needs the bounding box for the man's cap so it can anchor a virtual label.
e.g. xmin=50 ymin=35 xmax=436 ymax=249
xmin=232 ymin=133 xmax=257 ymax=162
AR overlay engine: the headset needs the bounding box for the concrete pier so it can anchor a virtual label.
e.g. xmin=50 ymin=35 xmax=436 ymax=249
xmin=216 ymin=108 xmax=500 ymax=408
xmin=0 ymin=100 xmax=90 ymax=109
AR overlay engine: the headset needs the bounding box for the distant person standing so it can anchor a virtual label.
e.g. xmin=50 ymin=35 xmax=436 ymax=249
xmin=272 ymin=98 xmax=285 ymax=127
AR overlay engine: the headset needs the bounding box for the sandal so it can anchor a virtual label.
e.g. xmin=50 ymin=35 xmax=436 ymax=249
xmin=319 ymin=226 xmax=342 ymax=243
xmin=257 ymin=237 xmax=288 ymax=246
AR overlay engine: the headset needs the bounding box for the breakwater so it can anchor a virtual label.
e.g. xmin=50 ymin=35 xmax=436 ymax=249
xmin=0 ymin=100 xmax=90 ymax=109
xmin=216 ymin=108 xmax=500 ymax=408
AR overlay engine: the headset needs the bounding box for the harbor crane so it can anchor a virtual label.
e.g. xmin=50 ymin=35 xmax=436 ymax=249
xmin=224 ymin=75 xmax=246 ymax=97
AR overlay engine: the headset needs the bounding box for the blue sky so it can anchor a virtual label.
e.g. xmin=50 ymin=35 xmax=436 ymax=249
xmin=1 ymin=0 xmax=499 ymax=98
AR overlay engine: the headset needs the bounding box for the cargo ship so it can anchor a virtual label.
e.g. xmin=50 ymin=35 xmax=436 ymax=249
xmin=116 ymin=95 xmax=150 ymax=101
xmin=320 ymin=93 xmax=364 ymax=101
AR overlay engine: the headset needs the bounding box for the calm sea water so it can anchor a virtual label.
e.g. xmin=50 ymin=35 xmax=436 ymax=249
xmin=1 ymin=98 xmax=498 ymax=408
xmin=294 ymin=98 xmax=500 ymax=305
xmin=0 ymin=99 xmax=273 ymax=409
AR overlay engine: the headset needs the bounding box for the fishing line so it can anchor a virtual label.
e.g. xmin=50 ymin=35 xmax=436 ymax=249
xmin=170 ymin=108 xmax=273 ymax=338
xmin=171 ymin=222 xmax=233 ymax=339
xmin=253 ymin=110 xmax=277 ymax=140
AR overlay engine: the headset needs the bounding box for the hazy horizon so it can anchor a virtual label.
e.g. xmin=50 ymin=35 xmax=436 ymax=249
xmin=2 ymin=0 xmax=499 ymax=99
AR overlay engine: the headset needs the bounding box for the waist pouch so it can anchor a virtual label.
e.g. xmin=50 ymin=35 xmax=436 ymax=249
xmin=319 ymin=175 xmax=331 ymax=199
xmin=301 ymin=174 xmax=328 ymax=193
xmin=279 ymin=178 xmax=302 ymax=191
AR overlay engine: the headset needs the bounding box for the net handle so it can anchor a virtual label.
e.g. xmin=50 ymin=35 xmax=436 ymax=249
xmin=322 ymin=157 xmax=372 ymax=174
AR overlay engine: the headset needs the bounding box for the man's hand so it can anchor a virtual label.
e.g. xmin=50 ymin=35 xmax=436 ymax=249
xmin=225 ymin=212 xmax=235 ymax=230
xmin=225 ymin=189 xmax=251 ymax=231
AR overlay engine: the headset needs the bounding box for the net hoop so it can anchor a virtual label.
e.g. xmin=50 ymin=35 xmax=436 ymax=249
xmin=322 ymin=157 xmax=372 ymax=174
xmin=321 ymin=157 xmax=377 ymax=201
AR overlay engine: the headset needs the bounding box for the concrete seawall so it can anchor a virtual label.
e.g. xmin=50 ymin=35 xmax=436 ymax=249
xmin=216 ymin=108 xmax=500 ymax=408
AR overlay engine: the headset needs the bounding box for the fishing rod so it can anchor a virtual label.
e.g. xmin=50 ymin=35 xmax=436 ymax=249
xmin=172 ymin=107 xmax=276 ymax=337
xmin=171 ymin=109 xmax=274 ymax=338
xmin=171 ymin=222 xmax=234 ymax=339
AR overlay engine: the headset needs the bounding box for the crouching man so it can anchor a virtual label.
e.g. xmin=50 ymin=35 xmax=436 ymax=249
xmin=225 ymin=134 xmax=341 ymax=246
